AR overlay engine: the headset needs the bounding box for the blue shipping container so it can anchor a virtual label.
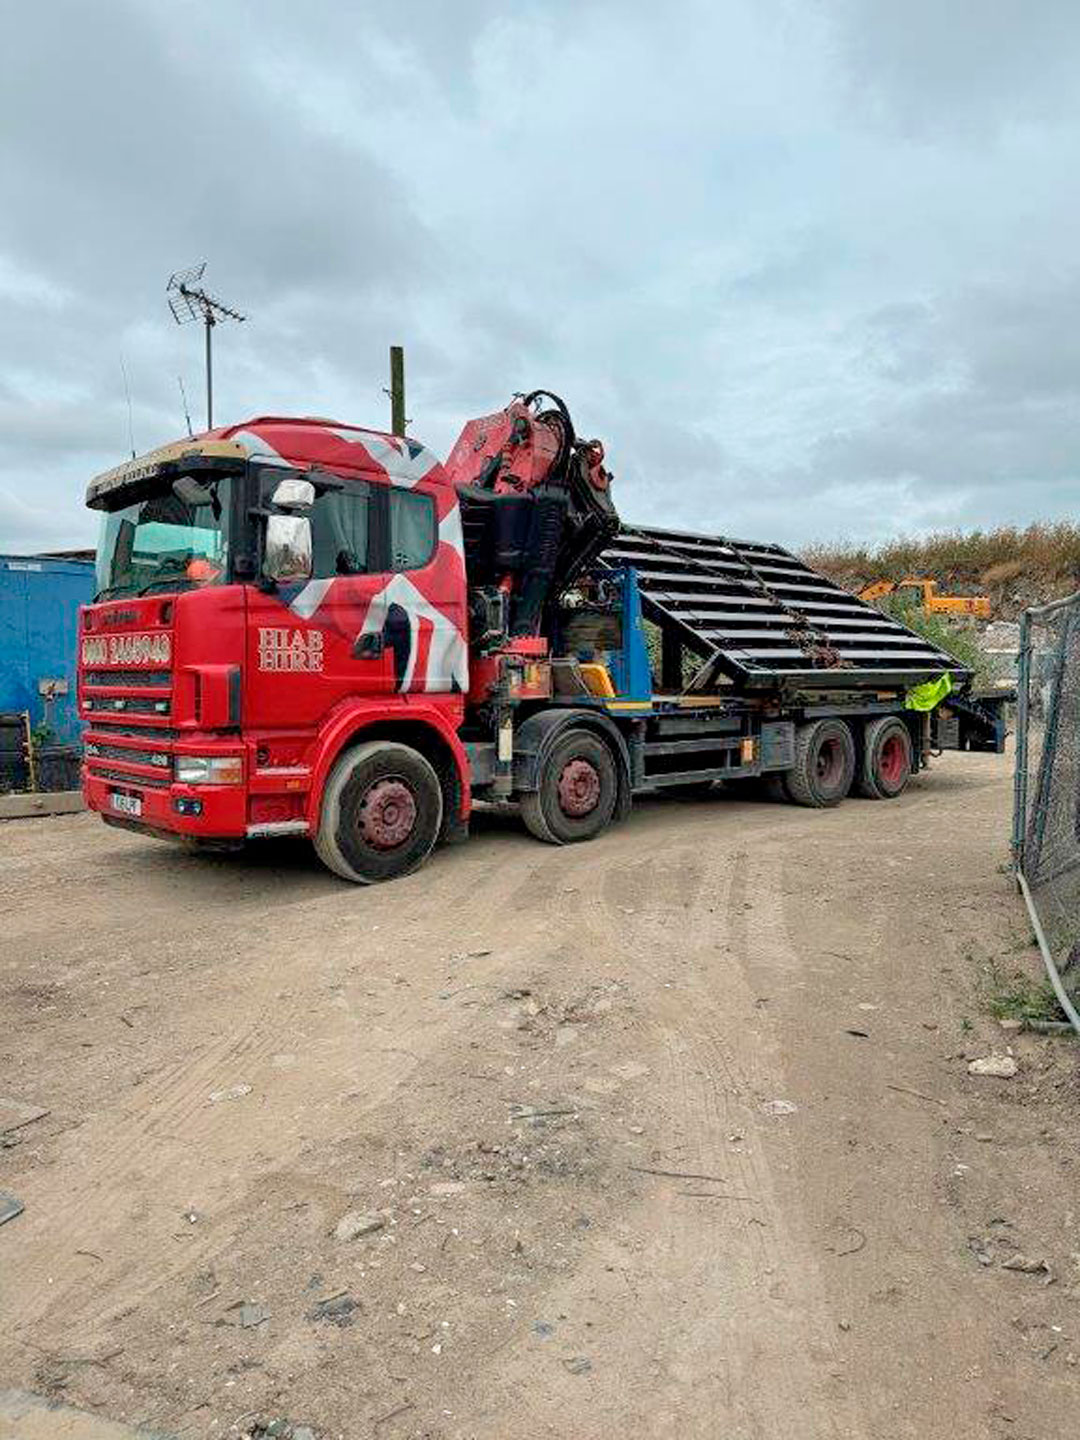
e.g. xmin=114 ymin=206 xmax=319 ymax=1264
xmin=0 ymin=555 xmax=95 ymax=746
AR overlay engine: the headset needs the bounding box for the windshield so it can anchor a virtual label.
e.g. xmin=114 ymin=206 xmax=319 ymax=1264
xmin=95 ymin=475 xmax=231 ymax=599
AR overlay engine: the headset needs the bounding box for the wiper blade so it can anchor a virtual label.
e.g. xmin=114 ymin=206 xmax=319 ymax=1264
xmin=136 ymin=576 xmax=196 ymax=597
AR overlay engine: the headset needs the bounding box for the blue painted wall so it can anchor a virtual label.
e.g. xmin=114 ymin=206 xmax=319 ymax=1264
xmin=0 ymin=556 xmax=95 ymax=745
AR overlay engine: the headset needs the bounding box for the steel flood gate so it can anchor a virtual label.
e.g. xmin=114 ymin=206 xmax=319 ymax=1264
xmin=605 ymin=525 xmax=962 ymax=691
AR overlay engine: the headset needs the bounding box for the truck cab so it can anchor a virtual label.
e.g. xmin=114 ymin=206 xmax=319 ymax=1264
xmin=80 ymin=420 xmax=471 ymax=870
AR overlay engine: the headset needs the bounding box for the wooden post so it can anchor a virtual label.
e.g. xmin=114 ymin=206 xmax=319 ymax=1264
xmin=390 ymin=345 xmax=406 ymax=437
xmin=22 ymin=711 xmax=37 ymax=793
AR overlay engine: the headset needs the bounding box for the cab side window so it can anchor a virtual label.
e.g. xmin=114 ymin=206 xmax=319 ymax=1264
xmin=389 ymin=489 xmax=437 ymax=571
xmin=310 ymin=484 xmax=372 ymax=577
xmin=262 ymin=469 xmax=434 ymax=576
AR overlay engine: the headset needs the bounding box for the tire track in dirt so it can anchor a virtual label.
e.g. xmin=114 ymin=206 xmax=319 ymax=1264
xmin=623 ymin=841 xmax=852 ymax=1436
xmin=1 ymin=974 xmax=312 ymax=1349
xmin=0 ymin=831 xmax=569 ymax=1362
xmin=474 ymin=820 xmax=862 ymax=1438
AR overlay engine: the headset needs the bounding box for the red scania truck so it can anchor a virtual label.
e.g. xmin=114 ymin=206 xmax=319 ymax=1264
xmin=77 ymin=392 xmax=1007 ymax=883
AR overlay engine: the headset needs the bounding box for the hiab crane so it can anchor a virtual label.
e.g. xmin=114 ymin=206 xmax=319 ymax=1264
xmin=77 ymin=392 xmax=1009 ymax=883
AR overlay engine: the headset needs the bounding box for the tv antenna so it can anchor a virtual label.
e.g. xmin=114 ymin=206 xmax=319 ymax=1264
xmin=167 ymin=262 xmax=245 ymax=430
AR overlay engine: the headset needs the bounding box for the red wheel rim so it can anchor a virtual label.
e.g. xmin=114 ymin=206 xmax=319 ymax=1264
xmin=557 ymin=758 xmax=601 ymax=817
xmin=358 ymin=778 xmax=417 ymax=850
xmin=879 ymin=735 xmax=907 ymax=787
xmin=815 ymin=738 xmax=845 ymax=788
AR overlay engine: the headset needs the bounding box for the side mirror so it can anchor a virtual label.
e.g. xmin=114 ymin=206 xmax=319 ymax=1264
xmin=263 ymin=514 xmax=312 ymax=583
xmin=271 ymin=476 xmax=316 ymax=510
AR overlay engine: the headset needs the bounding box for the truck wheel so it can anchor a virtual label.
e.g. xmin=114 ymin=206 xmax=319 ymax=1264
xmin=315 ymin=740 xmax=443 ymax=883
xmin=520 ymin=730 xmax=619 ymax=844
xmin=857 ymin=716 xmax=913 ymax=799
xmin=784 ymin=719 xmax=855 ymax=808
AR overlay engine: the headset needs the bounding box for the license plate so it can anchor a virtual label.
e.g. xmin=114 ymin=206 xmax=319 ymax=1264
xmin=109 ymin=790 xmax=142 ymax=817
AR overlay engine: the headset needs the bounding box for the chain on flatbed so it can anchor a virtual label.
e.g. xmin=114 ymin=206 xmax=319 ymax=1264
xmin=604 ymin=524 xmax=963 ymax=690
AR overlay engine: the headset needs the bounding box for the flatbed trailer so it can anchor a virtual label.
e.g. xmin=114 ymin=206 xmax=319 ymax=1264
xmin=463 ymin=524 xmax=1008 ymax=831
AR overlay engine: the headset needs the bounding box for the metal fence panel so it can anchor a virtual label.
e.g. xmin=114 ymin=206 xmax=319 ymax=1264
xmin=1013 ymin=593 xmax=1080 ymax=1033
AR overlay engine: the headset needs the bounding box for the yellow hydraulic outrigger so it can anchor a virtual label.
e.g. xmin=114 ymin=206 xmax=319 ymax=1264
xmin=859 ymin=578 xmax=991 ymax=619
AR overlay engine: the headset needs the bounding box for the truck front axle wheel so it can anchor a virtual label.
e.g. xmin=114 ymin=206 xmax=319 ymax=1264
xmin=315 ymin=740 xmax=443 ymax=883
xmin=521 ymin=730 xmax=619 ymax=844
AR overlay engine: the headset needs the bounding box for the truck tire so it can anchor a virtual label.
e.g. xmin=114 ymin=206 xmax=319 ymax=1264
xmin=856 ymin=716 xmax=913 ymax=799
xmin=315 ymin=740 xmax=443 ymax=883
xmin=784 ymin=719 xmax=855 ymax=808
xmin=520 ymin=729 xmax=619 ymax=844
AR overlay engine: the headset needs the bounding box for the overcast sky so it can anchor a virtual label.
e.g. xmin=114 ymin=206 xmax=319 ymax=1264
xmin=2 ymin=0 xmax=1079 ymax=553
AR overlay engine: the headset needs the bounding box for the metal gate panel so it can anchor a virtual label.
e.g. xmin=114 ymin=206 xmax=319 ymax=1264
xmin=605 ymin=524 xmax=962 ymax=690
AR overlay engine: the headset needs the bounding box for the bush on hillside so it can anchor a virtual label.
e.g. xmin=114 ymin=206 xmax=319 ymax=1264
xmin=806 ymin=522 xmax=1080 ymax=617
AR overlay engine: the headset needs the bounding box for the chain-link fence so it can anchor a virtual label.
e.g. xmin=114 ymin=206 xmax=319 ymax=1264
xmin=1013 ymin=593 xmax=1080 ymax=1033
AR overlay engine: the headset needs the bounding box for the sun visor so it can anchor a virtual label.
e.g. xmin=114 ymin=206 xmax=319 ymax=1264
xmin=85 ymin=439 xmax=248 ymax=509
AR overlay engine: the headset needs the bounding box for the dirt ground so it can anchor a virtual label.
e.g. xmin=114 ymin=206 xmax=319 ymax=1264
xmin=2 ymin=752 xmax=1079 ymax=1440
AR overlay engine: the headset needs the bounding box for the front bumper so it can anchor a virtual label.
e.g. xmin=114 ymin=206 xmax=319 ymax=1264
xmin=83 ymin=765 xmax=252 ymax=839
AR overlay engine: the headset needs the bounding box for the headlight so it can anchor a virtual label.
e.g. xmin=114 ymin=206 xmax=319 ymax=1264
xmin=175 ymin=756 xmax=243 ymax=786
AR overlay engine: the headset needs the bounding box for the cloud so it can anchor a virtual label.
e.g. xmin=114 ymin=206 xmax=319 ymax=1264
xmin=835 ymin=0 xmax=1080 ymax=137
xmin=2 ymin=0 xmax=1080 ymax=555
xmin=803 ymin=272 xmax=1080 ymax=539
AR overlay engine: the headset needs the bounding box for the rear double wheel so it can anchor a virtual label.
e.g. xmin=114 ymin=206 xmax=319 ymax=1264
xmin=521 ymin=729 xmax=619 ymax=844
xmin=784 ymin=719 xmax=856 ymax=808
xmin=315 ymin=740 xmax=443 ymax=883
xmin=856 ymin=716 xmax=914 ymax=799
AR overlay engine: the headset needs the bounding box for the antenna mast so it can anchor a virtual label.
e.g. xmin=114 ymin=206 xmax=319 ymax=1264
xmin=119 ymin=352 xmax=136 ymax=458
xmin=166 ymin=263 xmax=245 ymax=430
xmin=177 ymin=376 xmax=194 ymax=438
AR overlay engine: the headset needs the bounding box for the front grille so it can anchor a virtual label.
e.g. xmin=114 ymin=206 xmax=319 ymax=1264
xmin=83 ymin=670 xmax=172 ymax=688
xmin=83 ymin=696 xmax=170 ymax=716
xmin=84 ymin=741 xmax=172 ymax=770
xmin=87 ymin=764 xmax=171 ymax=789
xmin=88 ymin=722 xmax=179 ymax=741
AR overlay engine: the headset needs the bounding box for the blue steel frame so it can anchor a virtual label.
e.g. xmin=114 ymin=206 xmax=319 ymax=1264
xmin=606 ymin=567 xmax=653 ymax=703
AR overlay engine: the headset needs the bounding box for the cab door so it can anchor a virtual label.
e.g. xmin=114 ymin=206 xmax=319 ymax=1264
xmin=372 ymin=483 xmax=468 ymax=694
xmin=246 ymin=467 xmax=399 ymax=729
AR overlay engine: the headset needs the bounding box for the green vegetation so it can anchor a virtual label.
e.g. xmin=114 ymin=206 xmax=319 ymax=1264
xmin=807 ymin=522 xmax=1080 ymax=616
xmin=642 ymin=618 xmax=705 ymax=689
xmin=871 ymin=593 xmax=996 ymax=687
xmin=979 ymin=958 xmax=1067 ymax=1026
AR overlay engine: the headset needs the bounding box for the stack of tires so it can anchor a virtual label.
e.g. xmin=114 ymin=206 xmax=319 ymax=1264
xmin=36 ymin=746 xmax=83 ymax=793
xmin=0 ymin=713 xmax=26 ymax=793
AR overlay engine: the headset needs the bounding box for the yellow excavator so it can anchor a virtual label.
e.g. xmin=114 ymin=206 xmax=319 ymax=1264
xmin=859 ymin=578 xmax=991 ymax=619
